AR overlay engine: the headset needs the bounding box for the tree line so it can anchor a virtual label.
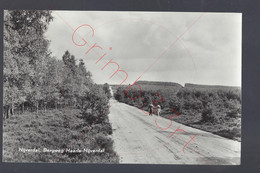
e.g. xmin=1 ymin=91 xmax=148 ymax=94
xmin=115 ymin=86 xmax=241 ymax=123
xmin=3 ymin=10 xmax=110 ymax=119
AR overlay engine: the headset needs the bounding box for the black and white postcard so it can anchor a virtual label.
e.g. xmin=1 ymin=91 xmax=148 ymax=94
xmin=3 ymin=10 xmax=241 ymax=165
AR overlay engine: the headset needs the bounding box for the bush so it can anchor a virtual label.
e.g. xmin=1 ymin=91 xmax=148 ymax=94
xmin=201 ymin=107 xmax=217 ymax=123
xmin=168 ymin=97 xmax=181 ymax=113
xmin=227 ymin=110 xmax=240 ymax=118
xmin=216 ymin=127 xmax=241 ymax=140
xmin=80 ymin=85 xmax=109 ymax=125
xmin=103 ymin=83 xmax=112 ymax=99
xmin=114 ymin=92 xmax=122 ymax=101
xmin=92 ymin=122 xmax=113 ymax=135
xmin=94 ymin=133 xmax=114 ymax=152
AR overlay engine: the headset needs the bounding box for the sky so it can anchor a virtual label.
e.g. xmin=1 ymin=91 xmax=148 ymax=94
xmin=45 ymin=11 xmax=241 ymax=87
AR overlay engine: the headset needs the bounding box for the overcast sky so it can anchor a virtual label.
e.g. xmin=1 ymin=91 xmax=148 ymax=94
xmin=45 ymin=11 xmax=241 ymax=87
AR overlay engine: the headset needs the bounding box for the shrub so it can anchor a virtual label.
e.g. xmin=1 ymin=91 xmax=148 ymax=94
xmin=103 ymin=83 xmax=112 ymax=99
xmin=94 ymin=133 xmax=114 ymax=152
xmin=114 ymin=92 xmax=122 ymax=101
xmin=226 ymin=99 xmax=241 ymax=118
xmin=227 ymin=109 xmax=240 ymax=118
xmin=92 ymin=122 xmax=113 ymax=135
xmin=226 ymin=90 xmax=240 ymax=101
xmin=80 ymin=85 xmax=109 ymax=125
xmin=216 ymin=127 xmax=241 ymax=140
xmin=168 ymin=97 xmax=181 ymax=113
xmin=201 ymin=107 xmax=217 ymax=123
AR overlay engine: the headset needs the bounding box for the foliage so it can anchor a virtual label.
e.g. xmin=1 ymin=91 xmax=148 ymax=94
xmin=215 ymin=127 xmax=241 ymax=140
xmin=201 ymin=106 xmax=216 ymax=123
xmin=3 ymin=10 xmax=53 ymax=117
xmin=114 ymin=82 xmax=241 ymax=141
xmin=3 ymin=10 xmax=97 ymax=118
xmin=103 ymin=83 xmax=112 ymax=99
xmin=3 ymin=110 xmax=119 ymax=163
xmin=3 ymin=10 xmax=118 ymax=162
xmin=79 ymin=84 xmax=110 ymax=125
xmin=168 ymin=96 xmax=181 ymax=113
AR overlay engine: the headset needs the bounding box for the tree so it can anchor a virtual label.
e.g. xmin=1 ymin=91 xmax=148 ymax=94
xmin=62 ymin=51 xmax=79 ymax=107
xmin=3 ymin=10 xmax=53 ymax=118
xmin=80 ymin=85 xmax=110 ymax=125
xmin=103 ymin=83 xmax=112 ymax=99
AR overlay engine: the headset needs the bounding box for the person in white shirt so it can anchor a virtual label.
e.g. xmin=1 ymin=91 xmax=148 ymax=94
xmin=157 ymin=105 xmax=161 ymax=116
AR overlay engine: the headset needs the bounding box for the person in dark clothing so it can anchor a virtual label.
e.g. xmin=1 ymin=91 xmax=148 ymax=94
xmin=148 ymin=103 xmax=154 ymax=116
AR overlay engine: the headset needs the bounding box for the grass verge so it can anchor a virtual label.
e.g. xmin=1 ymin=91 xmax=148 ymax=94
xmin=3 ymin=109 xmax=119 ymax=163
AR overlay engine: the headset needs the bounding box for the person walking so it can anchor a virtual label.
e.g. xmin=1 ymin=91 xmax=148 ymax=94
xmin=148 ymin=103 xmax=154 ymax=116
xmin=157 ymin=104 xmax=161 ymax=116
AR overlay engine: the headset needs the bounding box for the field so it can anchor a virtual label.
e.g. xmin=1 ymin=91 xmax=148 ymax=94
xmin=113 ymin=81 xmax=241 ymax=141
xmin=3 ymin=109 xmax=119 ymax=163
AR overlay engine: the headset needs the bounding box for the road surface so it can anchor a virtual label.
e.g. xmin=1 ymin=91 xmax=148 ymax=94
xmin=108 ymin=99 xmax=241 ymax=165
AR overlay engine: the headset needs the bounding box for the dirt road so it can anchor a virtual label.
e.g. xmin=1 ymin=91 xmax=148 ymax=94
xmin=108 ymin=99 xmax=240 ymax=165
